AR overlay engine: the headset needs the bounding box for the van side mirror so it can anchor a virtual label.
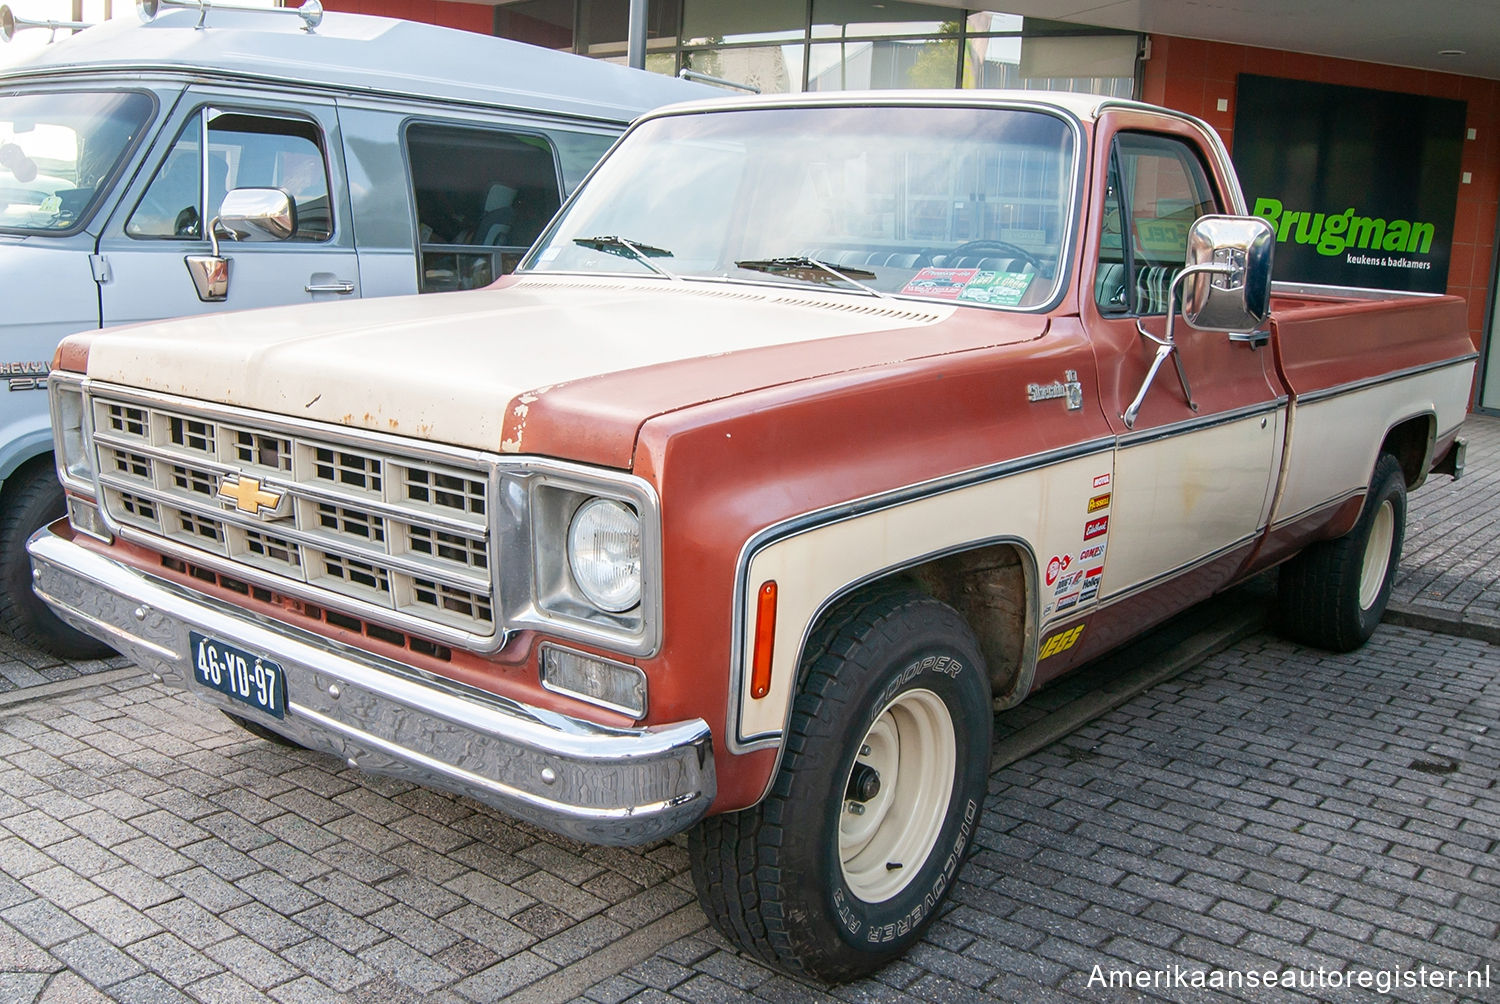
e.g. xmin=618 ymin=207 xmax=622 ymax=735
xmin=217 ymin=187 xmax=297 ymax=243
xmin=184 ymin=188 xmax=297 ymax=302
xmin=1180 ymin=214 xmax=1274 ymax=333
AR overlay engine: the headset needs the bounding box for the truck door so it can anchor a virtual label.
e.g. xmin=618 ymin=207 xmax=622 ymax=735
xmin=1086 ymin=126 xmax=1284 ymax=607
xmin=96 ymin=96 xmax=359 ymax=325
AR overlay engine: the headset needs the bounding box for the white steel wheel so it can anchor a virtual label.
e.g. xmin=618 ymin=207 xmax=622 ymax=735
xmin=1358 ymin=499 xmax=1396 ymax=611
xmin=838 ymin=687 xmax=956 ymax=903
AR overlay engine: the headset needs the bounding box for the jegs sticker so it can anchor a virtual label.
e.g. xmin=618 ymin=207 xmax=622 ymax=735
xmin=1038 ymin=624 xmax=1085 ymax=659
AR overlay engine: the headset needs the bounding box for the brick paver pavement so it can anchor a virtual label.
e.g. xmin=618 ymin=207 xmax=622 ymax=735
xmin=1392 ymin=412 xmax=1500 ymax=639
xmin=1 ymin=618 xmax=1496 ymax=1002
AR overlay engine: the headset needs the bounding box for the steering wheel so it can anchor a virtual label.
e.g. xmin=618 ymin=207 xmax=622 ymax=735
xmin=944 ymin=239 xmax=1041 ymax=271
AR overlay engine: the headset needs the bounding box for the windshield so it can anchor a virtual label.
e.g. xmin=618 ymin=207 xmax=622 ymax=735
xmin=0 ymin=90 xmax=154 ymax=235
xmin=526 ymin=104 xmax=1077 ymax=310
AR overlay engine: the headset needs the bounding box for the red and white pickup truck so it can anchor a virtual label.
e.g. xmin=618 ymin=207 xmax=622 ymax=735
xmin=29 ymin=92 xmax=1474 ymax=980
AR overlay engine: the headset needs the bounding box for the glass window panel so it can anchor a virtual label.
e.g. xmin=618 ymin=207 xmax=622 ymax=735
xmin=684 ymin=46 xmax=805 ymax=95
xmin=0 ymin=90 xmax=154 ymax=235
xmin=582 ymin=0 xmax=681 ymax=52
xmin=809 ymin=37 xmax=958 ymax=90
xmin=811 ymin=0 xmax=954 ymax=39
xmin=966 ymin=36 xmax=1134 ymax=96
xmin=682 ymin=0 xmax=803 ymax=45
xmin=965 ymin=11 xmax=1025 ymax=34
xmin=495 ymin=0 xmax=575 ymax=50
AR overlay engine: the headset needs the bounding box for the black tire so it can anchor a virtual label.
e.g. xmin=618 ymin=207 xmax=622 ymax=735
xmin=0 ymin=460 xmax=113 ymax=659
xmin=221 ymin=712 xmax=306 ymax=749
xmin=1278 ymin=453 xmax=1407 ymax=652
xmin=690 ymin=588 xmax=992 ymax=982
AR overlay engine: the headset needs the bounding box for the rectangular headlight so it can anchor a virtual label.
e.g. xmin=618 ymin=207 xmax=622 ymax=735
xmin=50 ymin=379 xmax=93 ymax=491
xmin=540 ymin=643 xmax=647 ymax=719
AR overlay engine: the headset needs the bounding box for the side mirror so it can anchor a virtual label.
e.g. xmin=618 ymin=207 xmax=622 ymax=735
xmin=184 ymin=188 xmax=297 ymax=303
xmin=1180 ymin=214 xmax=1274 ymax=333
xmin=217 ymin=187 xmax=297 ymax=243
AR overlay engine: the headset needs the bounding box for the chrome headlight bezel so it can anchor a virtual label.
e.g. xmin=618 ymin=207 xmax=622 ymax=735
xmin=49 ymin=373 xmax=95 ymax=495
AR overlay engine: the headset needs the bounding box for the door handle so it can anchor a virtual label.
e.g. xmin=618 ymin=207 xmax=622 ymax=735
xmin=305 ymin=279 xmax=356 ymax=294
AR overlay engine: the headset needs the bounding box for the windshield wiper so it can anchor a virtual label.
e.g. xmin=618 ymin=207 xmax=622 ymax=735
xmin=734 ymin=256 xmax=887 ymax=297
xmin=573 ymin=235 xmax=679 ymax=280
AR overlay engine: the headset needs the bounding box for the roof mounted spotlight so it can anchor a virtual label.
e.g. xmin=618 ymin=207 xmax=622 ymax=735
xmin=0 ymin=4 xmax=94 ymax=43
xmin=136 ymin=0 xmax=323 ymax=32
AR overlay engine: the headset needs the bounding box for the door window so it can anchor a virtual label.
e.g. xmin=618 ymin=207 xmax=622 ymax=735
xmin=405 ymin=123 xmax=564 ymax=292
xmin=1095 ymin=133 xmax=1217 ymax=315
xmin=127 ymin=109 xmax=332 ymax=242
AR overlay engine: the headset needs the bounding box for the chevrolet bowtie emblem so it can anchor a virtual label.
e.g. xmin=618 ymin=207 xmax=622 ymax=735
xmin=217 ymin=474 xmax=290 ymax=520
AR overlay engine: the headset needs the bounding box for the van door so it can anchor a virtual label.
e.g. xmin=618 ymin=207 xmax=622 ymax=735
xmin=96 ymin=95 xmax=359 ymax=325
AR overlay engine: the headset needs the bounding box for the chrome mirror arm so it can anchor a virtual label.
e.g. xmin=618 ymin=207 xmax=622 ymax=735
xmin=1120 ymin=262 xmax=1236 ymax=429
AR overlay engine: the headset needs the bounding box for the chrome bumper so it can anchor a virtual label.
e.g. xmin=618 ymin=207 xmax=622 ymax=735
xmin=27 ymin=525 xmax=715 ymax=846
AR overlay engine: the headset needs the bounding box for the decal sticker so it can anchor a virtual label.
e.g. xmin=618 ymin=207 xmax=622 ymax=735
xmin=1027 ymin=369 xmax=1083 ymax=411
xmin=901 ymin=267 xmax=977 ymax=299
xmin=1045 ymin=554 xmax=1073 ymax=587
xmin=1053 ymin=571 xmax=1082 ymax=597
xmin=1083 ymin=515 xmax=1110 ymax=540
xmin=1093 ymin=473 xmax=1112 ymax=489
xmin=1080 ymin=567 xmax=1104 ymax=602
xmin=1079 ymin=542 xmax=1107 ymax=563
xmin=1039 ymin=624 xmax=1085 ymax=659
xmin=956 ymin=270 xmax=1034 ymax=306
xmin=1056 ymin=592 xmax=1080 ymax=612
xmin=1088 ymin=492 xmax=1111 ymax=513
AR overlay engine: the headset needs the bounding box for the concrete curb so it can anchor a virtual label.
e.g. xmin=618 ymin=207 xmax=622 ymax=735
xmin=1385 ymin=600 xmax=1500 ymax=646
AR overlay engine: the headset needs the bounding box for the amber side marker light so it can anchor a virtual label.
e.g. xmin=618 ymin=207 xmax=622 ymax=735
xmin=750 ymin=581 xmax=778 ymax=699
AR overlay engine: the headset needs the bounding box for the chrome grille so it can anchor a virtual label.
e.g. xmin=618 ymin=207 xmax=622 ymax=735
xmin=90 ymin=394 xmax=495 ymax=638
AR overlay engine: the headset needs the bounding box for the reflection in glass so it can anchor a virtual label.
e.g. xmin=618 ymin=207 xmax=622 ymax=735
xmin=526 ymin=105 xmax=1077 ymax=311
xmin=685 ymin=45 xmax=805 ymax=94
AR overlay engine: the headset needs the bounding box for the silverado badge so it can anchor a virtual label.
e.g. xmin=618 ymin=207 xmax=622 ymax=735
xmin=217 ymin=474 xmax=292 ymax=520
xmin=1027 ymin=369 xmax=1083 ymax=410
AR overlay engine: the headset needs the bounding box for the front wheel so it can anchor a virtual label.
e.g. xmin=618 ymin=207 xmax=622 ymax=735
xmin=690 ymin=588 xmax=992 ymax=981
xmin=1278 ymin=452 xmax=1407 ymax=652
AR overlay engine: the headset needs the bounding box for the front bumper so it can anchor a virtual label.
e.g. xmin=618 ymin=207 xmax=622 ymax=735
xmin=27 ymin=525 xmax=715 ymax=846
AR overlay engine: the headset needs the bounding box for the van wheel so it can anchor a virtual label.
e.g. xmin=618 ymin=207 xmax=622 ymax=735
xmin=1278 ymin=453 xmax=1406 ymax=652
xmin=0 ymin=461 xmax=113 ymax=659
xmin=689 ymin=588 xmax=991 ymax=981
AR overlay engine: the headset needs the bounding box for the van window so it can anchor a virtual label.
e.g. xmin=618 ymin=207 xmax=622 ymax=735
xmin=127 ymin=110 xmax=332 ymax=242
xmin=405 ymin=123 xmax=564 ymax=292
xmin=0 ymin=90 xmax=154 ymax=236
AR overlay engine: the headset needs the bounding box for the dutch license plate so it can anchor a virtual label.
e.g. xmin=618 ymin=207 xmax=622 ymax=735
xmin=190 ymin=631 xmax=287 ymax=719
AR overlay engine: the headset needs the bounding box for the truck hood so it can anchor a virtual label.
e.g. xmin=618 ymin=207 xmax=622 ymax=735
xmin=75 ymin=275 xmax=1046 ymax=466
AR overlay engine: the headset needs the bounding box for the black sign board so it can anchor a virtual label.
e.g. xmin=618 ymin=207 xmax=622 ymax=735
xmin=1231 ymin=74 xmax=1465 ymax=293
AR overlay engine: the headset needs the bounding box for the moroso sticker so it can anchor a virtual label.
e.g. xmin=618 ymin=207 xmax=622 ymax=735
xmin=1093 ymin=473 xmax=1111 ymax=489
xmin=1088 ymin=492 xmax=1111 ymax=513
xmin=1056 ymin=592 xmax=1080 ymax=612
xmin=1038 ymin=624 xmax=1085 ymax=659
xmin=1045 ymin=554 xmax=1073 ymax=586
xmin=1079 ymin=542 xmax=1106 ymax=563
xmin=1083 ymin=515 xmax=1109 ymax=540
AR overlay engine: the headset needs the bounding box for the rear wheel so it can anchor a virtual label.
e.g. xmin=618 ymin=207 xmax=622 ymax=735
xmin=690 ymin=588 xmax=991 ymax=981
xmin=0 ymin=460 xmax=113 ymax=659
xmin=1278 ymin=453 xmax=1406 ymax=652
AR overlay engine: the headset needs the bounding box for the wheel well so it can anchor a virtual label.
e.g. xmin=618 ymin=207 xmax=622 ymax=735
xmin=1380 ymin=415 xmax=1434 ymax=489
xmin=819 ymin=543 xmax=1029 ymax=704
